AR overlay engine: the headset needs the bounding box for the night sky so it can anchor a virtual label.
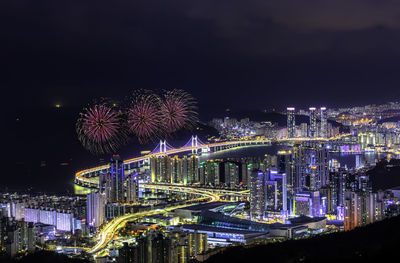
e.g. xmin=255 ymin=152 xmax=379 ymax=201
xmin=3 ymin=0 xmax=400 ymax=112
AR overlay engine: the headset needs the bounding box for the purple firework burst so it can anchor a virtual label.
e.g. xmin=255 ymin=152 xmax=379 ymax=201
xmin=76 ymin=102 xmax=127 ymax=154
xmin=127 ymin=91 xmax=162 ymax=143
xmin=160 ymin=89 xmax=198 ymax=134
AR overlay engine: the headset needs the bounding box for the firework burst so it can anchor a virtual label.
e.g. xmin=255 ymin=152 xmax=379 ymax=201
xmin=160 ymin=89 xmax=198 ymax=134
xmin=76 ymin=101 xmax=127 ymax=154
xmin=126 ymin=90 xmax=162 ymax=143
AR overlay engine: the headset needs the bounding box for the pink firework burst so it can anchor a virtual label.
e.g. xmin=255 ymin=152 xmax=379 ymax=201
xmin=76 ymin=102 xmax=127 ymax=154
xmin=160 ymin=89 xmax=198 ymax=134
xmin=127 ymin=92 xmax=162 ymax=143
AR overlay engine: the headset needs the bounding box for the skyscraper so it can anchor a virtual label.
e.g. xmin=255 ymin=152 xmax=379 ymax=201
xmin=172 ymin=156 xmax=183 ymax=184
xmin=292 ymin=144 xmax=307 ymax=193
xmin=320 ymin=107 xmax=327 ymax=138
xmin=126 ymin=173 xmax=139 ymax=203
xmin=287 ymin=107 xmax=295 ymax=138
xmin=182 ymin=156 xmax=199 ymax=185
xmin=277 ymin=150 xmax=293 ymax=189
xmin=300 ymin=123 xmax=308 ymax=138
xmin=250 ymin=170 xmax=267 ymax=219
xmin=316 ymin=144 xmax=330 ymax=188
xmin=87 ymin=191 xmax=105 ymax=228
xmin=293 ymin=191 xmax=320 ymax=217
xmin=224 ymin=162 xmax=240 ymax=188
xmin=309 ymin=107 xmax=317 ymax=137
xmin=269 ymin=171 xmax=288 ymax=216
xmin=110 ymin=155 xmax=125 ymax=203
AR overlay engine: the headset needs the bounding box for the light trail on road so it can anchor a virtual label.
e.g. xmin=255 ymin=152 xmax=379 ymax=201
xmin=87 ymin=184 xmax=220 ymax=258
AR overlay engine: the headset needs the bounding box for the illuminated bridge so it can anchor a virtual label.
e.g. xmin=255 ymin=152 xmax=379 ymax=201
xmin=75 ymin=134 xmax=349 ymax=188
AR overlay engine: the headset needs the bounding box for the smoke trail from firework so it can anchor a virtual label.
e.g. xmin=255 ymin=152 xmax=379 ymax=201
xmin=160 ymin=89 xmax=198 ymax=134
xmin=76 ymin=102 xmax=127 ymax=154
xmin=127 ymin=90 xmax=162 ymax=143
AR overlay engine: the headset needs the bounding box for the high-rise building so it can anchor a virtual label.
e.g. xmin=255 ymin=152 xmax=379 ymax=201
xmin=344 ymin=191 xmax=385 ymax=231
xmin=182 ymin=156 xmax=199 ymax=185
xmin=224 ymin=162 xmax=240 ymax=188
xmin=300 ymin=123 xmax=308 ymax=138
xmin=241 ymin=161 xmax=252 ymax=188
xmin=150 ymin=157 xmax=159 ymax=183
xmin=287 ymin=107 xmax=296 ymax=138
xmin=277 ymin=150 xmax=293 ymax=189
xmin=136 ymin=230 xmax=171 ymax=263
xmin=316 ymin=144 xmax=330 ymax=188
xmin=344 ymin=191 xmax=362 ymax=231
xmin=160 ymin=156 xmax=172 ymax=183
xmin=293 ymin=191 xmax=320 ymax=217
xmin=199 ymin=161 xmax=219 ymax=186
xmin=268 ymin=170 xmax=288 ymax=216
xmin=309 ymin=107 xmax=317 ymax=138
xmin=56 ymin=210 xmax=74 ymax=232
xmin=126 ymin=174 xmax=139 ymax=203
xmin=188 ymin=230 xmax=207 ymax=257
xmin=320 ymin=107 xmax=327 ymax=138
xmin=118 ymin=242 xmax=137 ymax=263
xmin=167 ymin=230 xmax=190 ymax=263
xmin=207 ymin=161 xmax=219 ymax=186
xmin=172 ymin=156 xmax=183 ymax=184
xmin=250 ymin=170 xmax=267 ymax=219
xmin=292 ymin=144 xmax=307 ymax=193
xmin=87 ymin=191 xmax=105 ymax=228
xmin=110 ymin=155 xmax=125 ymax=203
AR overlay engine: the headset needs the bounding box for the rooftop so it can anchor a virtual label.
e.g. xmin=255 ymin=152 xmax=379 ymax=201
xmin=179 ymin=224 xmax=267 ymax=235
xmin=178 ymin=201 xmax=233 ymax=211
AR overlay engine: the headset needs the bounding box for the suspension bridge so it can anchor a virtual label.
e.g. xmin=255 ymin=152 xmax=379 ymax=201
xmin=75 ymin=134 xmax=349 ymax=188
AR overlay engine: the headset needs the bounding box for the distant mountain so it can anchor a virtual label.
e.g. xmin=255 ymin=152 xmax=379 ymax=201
xmin=0 ymin=251 xmax=91 ymax=263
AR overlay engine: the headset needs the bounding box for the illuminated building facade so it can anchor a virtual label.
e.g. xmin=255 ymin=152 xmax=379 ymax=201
xmin=109 ymin=155 xmax=125 ymax=203
xmin=199 ymin=161 xmax=220 ymax=186
xmin=224 ymin=162 xmax=240 ymax=189
xmin=264 ymin=170 xmax=288 ymax=216
xmin=309 ymin=107 xmax=317 ymax=137
xmin=344 ymin=190 xmax=385 ymax=231
xmin=287 ymin=107 xmax=296 ymax=138
xmin=294 ymin=191 xmax=321 ymax=217
xmin=87 ymin=191 xmax=105 ymax=228
xmin=320 ymin=107 xmax=327 ymax=138
xmin=126 ymin=173 xmax=139 ymax=203
xmin=24 ymin=207 xmax=77 ymax=232
xmin=250 ymin=170 xmax=267 ymax=218
xmin=292 ymin=144 xmax=307 ymax=193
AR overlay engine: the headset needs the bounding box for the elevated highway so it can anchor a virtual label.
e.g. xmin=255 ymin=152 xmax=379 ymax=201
xmin=87 ymin=185 xmax=221 ymax=258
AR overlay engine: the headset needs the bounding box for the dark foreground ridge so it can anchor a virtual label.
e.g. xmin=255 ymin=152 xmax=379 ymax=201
xmin=205 ymin=215 xmax=400 ymax=263
xmin=0 ymin=251 xmax=90 ymax=263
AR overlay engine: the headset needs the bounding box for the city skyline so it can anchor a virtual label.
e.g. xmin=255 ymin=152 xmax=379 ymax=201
xmin=2 ymin=0 xmax=400 ymax=262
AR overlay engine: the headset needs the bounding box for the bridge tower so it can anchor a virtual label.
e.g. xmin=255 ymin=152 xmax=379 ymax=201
xmin=192 ymin=135 xmax=198 ymax=154
xmin=160 ymin=140 xmax=167 ymax=155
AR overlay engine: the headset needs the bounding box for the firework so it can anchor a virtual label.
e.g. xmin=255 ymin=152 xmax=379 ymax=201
xmin=126 ymin=90 xmax=162 ymax=143
xmin=160 ymin=89 xmax=198 ymax=134
xmin=76 ymin=102 xmax=127 ymax=154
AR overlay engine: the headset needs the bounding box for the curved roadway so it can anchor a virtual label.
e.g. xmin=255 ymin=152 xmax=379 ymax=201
xmin=87 ymin=184 xmax=220 ymax=258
